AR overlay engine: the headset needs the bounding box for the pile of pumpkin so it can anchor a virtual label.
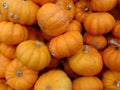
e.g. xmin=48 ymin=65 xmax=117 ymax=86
xmin=0 ymin=0 xmax=120 ymax=90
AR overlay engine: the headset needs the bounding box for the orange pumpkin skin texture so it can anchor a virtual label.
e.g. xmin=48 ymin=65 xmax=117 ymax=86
xmin=75 ymin=0 xmax=92 ymax=23
xmin=72 ymin=76 xmax=103 ymax=90
xmin=49 ymin=30 xmax=83 ymax=58
xmin=0 ymin=43 xmax=16 ymax=59
xmin=102 ymin=70 xmax=120 ymax=90
xmin=0 ymin=53 xmax=11 ymax=78
xmin=16 ymin=40 xmax=51 ymax=70
xmin=37 ymin=3 xmax=70 ymax=36
xmin=83 ymin=32 xmax=107 ymax=50
xmin=83 ymin=12 xmax=116 ymax=35
xmin=5 ymin=58 xmax=38 ymax=90
xmin=0 ymin=0 xmax=39 ymax=25
xmin=0 ymin=21 xmax=28 ymax=45
xmin=55 ymin=0 xmax=75 ymax=21
xmin=34 ymin=69 xmax=72 ymax=90
xmin=68 ymin=45 xmax=103 ymax=76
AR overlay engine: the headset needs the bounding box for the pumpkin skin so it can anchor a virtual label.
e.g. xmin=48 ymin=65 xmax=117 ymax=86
xmin=0 ymin=53 xmax=11 ymax=78
xmin=37 ymin=3 xmax=70 ymax=36
xmin=49 ymin=30 xmax=83 ymax=58
xmin=72 ymin=76 xmax=103 ymax=90
xmin=16 ymin=40 xmax=51 ymax=70
xmin=75 ymin=0 xmax=92 ymax=23
xmin=34 ymin=69 xmax=72 ymax=90
xmin=0 ymin=0 xmax=39 ymax=25
xmin=83 ymin=32 xmax=107 ymax=50
xmin=5 ymin=58 xmax=38 ymax=90
xmin=83 ymin=12 xmax=116 ymax=35
xmin=55 ymin=0 xmax=75 ymax=21
xmin=68 ymin=45 xmax=103 ymax=76
xmin=0 ymin=21 xmax=28 ymax=45
xmin=90 ymin=0 xmax=117 ymax=11
xmin=102 ymin=70 xmax=120 ymax=90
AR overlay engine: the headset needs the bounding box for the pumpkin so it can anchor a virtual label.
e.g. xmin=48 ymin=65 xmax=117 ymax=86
xmin=49 ymin=30 xmax=83 ymax=58
xmin=102 ymin=69 xmax=120 ymax=90
xmin=37 ymin=3 xmax=70 ymax=36
xmin=75 ymin=0 xmax=92 ymax=23
xmin=68 ymin=45 xmax=103 ymax=76
xmin=34 ymin=69 xmax=72 ymax=90
xmin=55 ymin=0 xmax=75 ymax=21
xmin=90 ymin=0 xmax=117 ymax=11
xmin=5 ymin=58 xmax=38 ymax=90
xmin=67 ymin=20 xmax=82 ymax=32
xmin=0 ymin=0 xmax=39 ymax=25
xmin=0 ymin=53 xmax=11 ymax=78
xmin=16 ymin=40 xmax=51 ymax=70
xmin=83 ymin=32 xmax=107 ymax=50
xmin=32 ymin=0 xmax=56 ymax=6
xmin=72 ymin=76 xmax=103 ymax=90
xmin=103 ymin=39 xmax=120 ymax=71
xmin=83 ymin=12 xmax=116 ymax=35
xmin=0 ymin=21 xmax=28 ymax=45
xmin=0 ymin=43 xmax=16 ymax=59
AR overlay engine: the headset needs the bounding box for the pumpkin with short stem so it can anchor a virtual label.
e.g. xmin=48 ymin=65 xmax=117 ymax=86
xmin=0 ymin=21 xmax=28 ymax=45
xmin=37 ymin=3 xmax=70 ymax=36
xmin=72 ymin=76 xmax=103 ymax=90
xmin=90 ymin=0 xmax=117 ymax=11
xmin=55 ymin=0 xmax=75 ymax=21
xmin=83 ymin=12 xmax=116 ymax=35
xmin=5 ymin=58 xmax=39 ymax=90
xmin=68 ymin=45 xmax=103 ymax=76
xmin=34 ymin=69 xmax=72 ymax=90
xmin=103 ymin=39 xmax=120 ymax=71
xmin=16 ymin=40 xmax=51 ymax=70
xmin=83 ymin=32 xmax=107 ymax=50
xmin=102 ymin=69 xmax=120 ymax=89
xmin=75 ymin=0 xmax=92 ymax=23
xmin=49 ymin=30 xmax=83 ymax=58
xmin=0 ymin=0 xmax=39 ymax=25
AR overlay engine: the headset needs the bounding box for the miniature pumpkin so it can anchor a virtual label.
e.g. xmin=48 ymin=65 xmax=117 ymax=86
xmin=0 ymin=0 xmax=39 ymax=25
xmin=72 ymin=76 xmax=103 ymax=90
xmin=34 ymin=69 xmax=72 ymax=90
xmin=83 ymin=32 xmax=107 ymax=50
xmin=102 ymin=69 xmax=120 ymax=90
xmin=37 ymin=3 xmax=70 ymax=36
xmin=5 ymin=58 xmax=38 ymax=90
xmin=68 ymin=45 xmax=103 ymax=76
xmin=49 ymin=30 xmax=83 ymax=58
xmin=16 ymin=40 xmax=51 ymax=70
xmin=83 ymin=12 xmax=116 ymax=35
xmin=0 ymin=21 xmax=28 ymax=45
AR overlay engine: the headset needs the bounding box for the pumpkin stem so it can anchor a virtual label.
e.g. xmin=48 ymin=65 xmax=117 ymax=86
xmin=83 ymin=45 xmax=89 ymax=54
xmin=36 ymin=41 xmax=40 ymax=48
xmin=110 ymin=39 xmax=120 ymax=50
xmin=16 ymin=70 xmax=22 ymax=77
xmin=46 ymin=86 xmax=50 ymax=90
xmin=115 ymin=80 xmax=120 ymax=87
xmin=66 ymin=5 xmax=71 ymax=10
xmin=83 ymin=7 xmax=89 ymax=12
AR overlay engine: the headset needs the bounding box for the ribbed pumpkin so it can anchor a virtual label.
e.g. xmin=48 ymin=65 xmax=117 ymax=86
xmin=0 ymin=0 xmax=39 ymax=25
xmin=37 ymin=3 xmax=70 ymax=36
xmin=0 ymin=21 xmax=28 ymax=45
xmin=16 ymin=40 xmax=51 ymax=70
xmin=49 ymin=30 xmax=83 ymax=58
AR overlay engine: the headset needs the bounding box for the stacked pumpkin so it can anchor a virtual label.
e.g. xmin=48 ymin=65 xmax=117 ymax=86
xmin=0 ymin=0 xmax=120 ymax=90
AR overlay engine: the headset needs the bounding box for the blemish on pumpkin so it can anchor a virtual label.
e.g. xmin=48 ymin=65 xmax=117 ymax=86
xmin=16 ymin=70 xmax=22 ymax=77
xmin=46 ymin=86 xmax=50 ymax=90
xmin=2 ymin=2 xmax=8 ymax=9
xmin=66 ymin=5 xmax=71 ymax=10
xmin=13 ymin=15 xmax=18 ymax=20
xmin=36 ymin=41 xmax=41 ymax=48
xmin=9 ymin=12 xmax=13 ymax=17
xmin=83 ymin=7 xmax=89 ymax=12
xmin=115 ymin=80 xmax=120 ymax=87
xmin=83 ymin=45 xmax=89 ymax=54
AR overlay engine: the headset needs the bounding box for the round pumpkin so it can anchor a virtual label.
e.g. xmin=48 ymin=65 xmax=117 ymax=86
xmin=83 ymin=12 xmax=116 ymax=35
xmin=5 ymin=58 xmax=38 ymax=90
xmin=16 ymin=40 xmax=51 ymax=70
xmin=0 ymin=21 xmax=28 ymax=45
xmin=37 ymin=3 xmax=70 ymax=36
xmin=0 ymin=0 xmax=39 ymax=25
xmin=34 ymin=69 xmax=72 ymax=90
xmin=68 ymin=45 xmax=103 ymax=76
xmin=49 ymin=30 xmax=83 ymax=58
